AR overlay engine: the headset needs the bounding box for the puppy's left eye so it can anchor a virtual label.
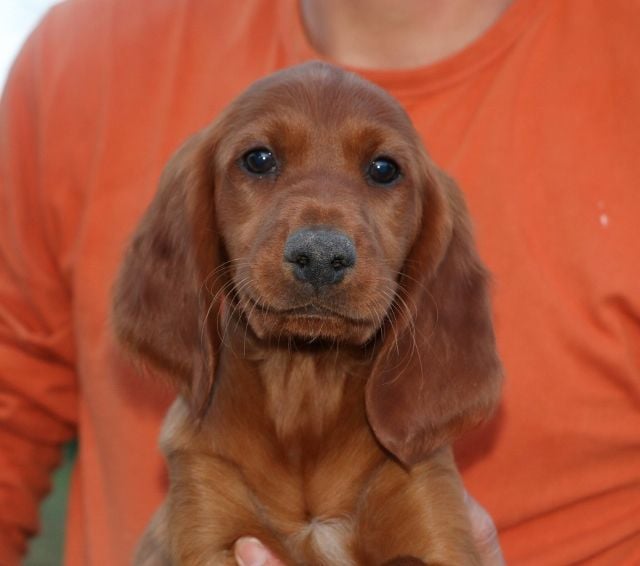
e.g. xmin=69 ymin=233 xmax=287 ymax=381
xmin=368 ymin=157 xmax=400 ymax=185
xmin=242 ymin=148 xmax=277 ymax=175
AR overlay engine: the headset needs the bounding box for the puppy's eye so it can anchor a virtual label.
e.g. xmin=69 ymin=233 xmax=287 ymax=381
xmin=368 ymin=157 xmax=400 ymax=185
xmin=242 ymin=148 xmax=277 ymax=175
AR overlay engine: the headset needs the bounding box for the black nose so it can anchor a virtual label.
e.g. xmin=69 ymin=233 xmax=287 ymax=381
xmin=284 ymin=228 xmax=356 ymax=289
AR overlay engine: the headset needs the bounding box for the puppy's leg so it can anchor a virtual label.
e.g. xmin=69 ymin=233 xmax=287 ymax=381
xmin=165 ymin=452 xmax=294 ymax=566
xmin=133 ymin=504 xmax=172 ymax=566
xmin=355 ymin=447 xmax=480 ymax=566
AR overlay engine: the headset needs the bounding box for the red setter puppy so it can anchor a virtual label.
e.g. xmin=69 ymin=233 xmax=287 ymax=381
xmin=113 ymin=62 xmax=502 ymax=565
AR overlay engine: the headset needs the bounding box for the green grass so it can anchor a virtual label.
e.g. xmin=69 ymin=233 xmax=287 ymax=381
xmin=25 ymin=442 xmax=76 ymax=566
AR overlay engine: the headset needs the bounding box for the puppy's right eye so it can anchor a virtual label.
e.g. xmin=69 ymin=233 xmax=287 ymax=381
xmin=242 ymin=148 xmax=277 ymax=176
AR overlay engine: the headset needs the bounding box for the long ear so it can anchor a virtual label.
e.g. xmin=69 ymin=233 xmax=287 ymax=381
xmin=366 ymin=164 xmax=503 ymax=467
xmin=111 ymin=128 xmax=224 ymax=419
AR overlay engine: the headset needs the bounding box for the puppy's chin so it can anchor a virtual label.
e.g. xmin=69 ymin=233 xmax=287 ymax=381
xmin=245 ymin=309 xmax=377 ymax=346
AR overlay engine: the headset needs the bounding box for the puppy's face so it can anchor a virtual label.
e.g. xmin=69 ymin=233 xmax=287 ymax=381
xmin=212 ymin=66 xmax=428 ymax=344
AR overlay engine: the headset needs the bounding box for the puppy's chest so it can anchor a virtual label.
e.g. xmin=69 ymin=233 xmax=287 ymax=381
xmin=252 ymin=352 xmax=381 ymax=563
xmin=260 ymin=352 xmax=356 ymax=440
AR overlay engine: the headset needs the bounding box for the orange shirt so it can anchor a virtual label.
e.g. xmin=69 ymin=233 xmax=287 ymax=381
xmin=1 ymin=0 xmax=639 ymax=564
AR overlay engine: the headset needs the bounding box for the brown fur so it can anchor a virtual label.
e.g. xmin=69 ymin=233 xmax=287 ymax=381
xmin=112 ymin=62 xmax=502 ymax=565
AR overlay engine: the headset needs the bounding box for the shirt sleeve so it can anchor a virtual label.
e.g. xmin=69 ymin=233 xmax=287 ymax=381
xmin=0 ymin=20 xmax=78 ymax=564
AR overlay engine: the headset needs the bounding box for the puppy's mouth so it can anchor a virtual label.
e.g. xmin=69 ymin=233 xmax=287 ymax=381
xmin=236 ymin=292 xmax=379 ymax=344
xmin=248 ymin=297 xmax=367 ymax=323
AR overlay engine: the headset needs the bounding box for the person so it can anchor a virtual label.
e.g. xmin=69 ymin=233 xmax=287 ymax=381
xmin=1 ymin=0 xmax=638 ymax=564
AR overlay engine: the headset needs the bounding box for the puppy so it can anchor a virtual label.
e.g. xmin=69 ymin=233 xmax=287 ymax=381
xmin=113 ymin=61 xmax=502 ymax=565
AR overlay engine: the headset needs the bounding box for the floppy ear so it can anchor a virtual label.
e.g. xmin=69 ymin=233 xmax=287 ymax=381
xmin=112 ymin=127 xmax=224 ymax=419
xmin=366 ymin=163 xmax=503 ymax=467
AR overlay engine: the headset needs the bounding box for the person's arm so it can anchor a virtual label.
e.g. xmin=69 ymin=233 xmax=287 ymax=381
xmin=0 ymin=23 xmax=78 ymax=564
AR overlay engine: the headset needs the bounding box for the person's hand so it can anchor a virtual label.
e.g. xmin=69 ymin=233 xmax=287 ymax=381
xmin=234 ymin=537 xmax=284 ymax=566
xmin=465 ymin=492 xmax=505 ymax=566
xmin=233 ymin=495 xmax=504 ymax=566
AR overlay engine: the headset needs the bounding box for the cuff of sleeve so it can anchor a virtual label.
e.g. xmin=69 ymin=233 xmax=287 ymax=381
xmin=0 ymin=526 xmax=26 ymax=566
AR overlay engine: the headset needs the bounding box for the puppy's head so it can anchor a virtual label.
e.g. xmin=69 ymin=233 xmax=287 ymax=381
xmin=212 ymin=63 xmax=429 ymax=346
xmin=112 ymin=62 xmax=502 ymax=465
